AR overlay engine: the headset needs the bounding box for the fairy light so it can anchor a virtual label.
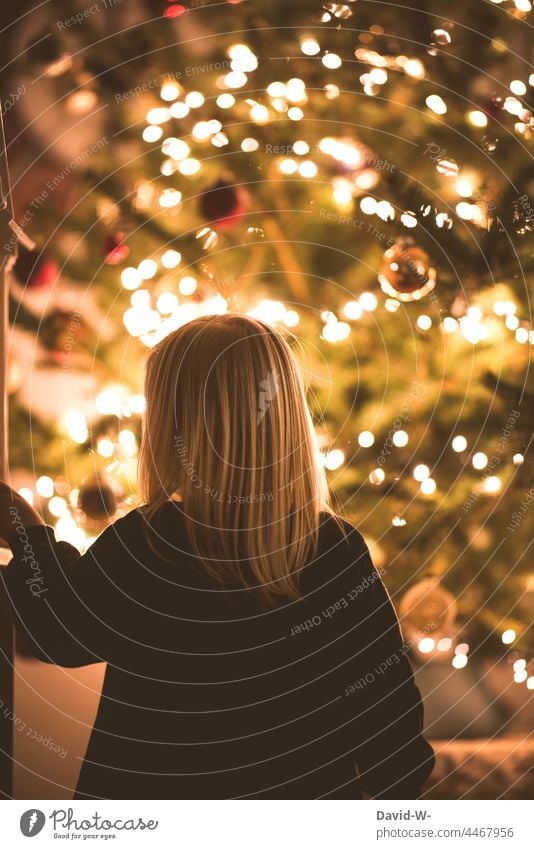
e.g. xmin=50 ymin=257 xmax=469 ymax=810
xmin=419 ymin=637 xmax=435 ymax=653
xmin=162 ymin=138 xmax=190 ymax=160
xmin=527 ymin=677 xmax=534 ymax=690
xmin=513 ymin=453 xmax=524 ymax=466
xmin=510 ymin=80 xmax=527 ymax=95
xmin=224 ymin=70 xmax=248 ymax=89
xmin=97 ymin=437 xmax=114 ymax=458
xmin=437 ymin=638 xmax=452 ymax=652
xmin=160 ymin=160 xmax=177 ymax=176
xmin=403 ymin=58 xmax=425 ymax=79
xmin=324 ymin=84 xmax=340 ymax=100
xmin=279 ymin=158 xmax=298 ymax=174
xmin=452 ymin=654 xmax=468 ymax=669
xmin=343 ymin=301 xmax=363 ymax=320
xmin=483 ymin=476 xmax=501 ymax=494
xmin=63 ymin=410 xmax=88 ymax=444
xmin=241 ymin=137 xmax=260 ymax=153
xmin=513 ymin=659 xmax=526 ymax=671
xmin=160 ymin=80 xmax=181 ymax=101
xmin=502 ymin=629 xmax=516 ymax=645
xmin=301 ymin=38 xmax=320 ymax=56
xmin=250 ymin=103 xmax=270 ymax=124
xmin=360 ymin=197 xmax=377 ymax=215
xmin=472 ymin=452 xmax=488 ymax=470
xmin=118 ymin=429 xmax=137 ymax=457
xmin=229 ymin=43 xmax=258 ymax=73
xmin=400 ymin=211 xmax=417 ymax=228
xmin=331 ymin=179 xmax=352 ymax=206
xmin=375 ymin=200 xmax=395 ymax=222
xmin=284 ymin=310 xmax=300 ymax=327
xmin=420 ymin=478 xmax=436 ymax=495
xmin=216 ymin=93 xmax=235 ymax=109
xmin=456 ymin=178 xmax=473 ymax=197
xmin=369 ymin=468 xmax=385 ymax=485
xmin=359 ymin=292 xmax=378 ymax=311
xmin=324 ymin=449 xmax=345 ymax=471
xmin=391 ymin=516 xmax=407 ymax=529
xmin=178 ymin=276 xmax=197 ymax=296
xmin=413 ymin=464 xmax=430 ymax=481
xmin=185 ymin=91 xmax=205 ymax=108
xmin=169 ymin=102 xmax=189 ymax=119
xmin=250 ymin=300 xmax=286 ymax=324
xmin=129 ymin=395 xmax=146 ymax=414
xmin=467 ymin=110 xmax=488 ymax=127
xmin=143 ymin=126 xmax=163 ymax=143
xmin=287 ymin=107 xmax=304 ymax=121
xmin=161 ymin=249 xmax=181 ymax=269
xmin=35 ymin=476 xmax=54 ymax=498
xmin=49 ymin=496 xmax=68 ymax=517
xmin=131 ymin=291 xmax=151 ymax=312
xmin=393 ymin=430 xmax=409 ymax=447
xmin=18 ymin=488 xmax=34 ymax=505
xmin=266 ymin=82 xmax=285 ymax=98
xmin=358 ymin=431 xmax=375 ymax=448
xmin=516 ymin=327 xmax=529 ymax=344
xmin=293 ymin=140 xmax=310 ymax=156
xmin=505 ymin=315 xmax=519 ymax=331
xmin=146 ymin=107 xmax=170 ymax=124
xmin=159 ymin=189 xmax=182 ymax=208
xmin=515 ymin=668 xmax=528 ymax=683
xmin=426 ymin=94 xmax=447 ymax=115
xmin=157 ymin=292 xmax=179 ymax=314
xmin=299 ymin=160 xmax=318 ymax=178
xmin=417 ymin=315 xmax=432 ymax=330
xmin=192 ymin=121 xmax=213 ymax=141
xmin=138 ymin=259 xmax=158 ymax=280
xmin=179 ymin=158 xmax=201 ymax=176
xmin=322 ymin=53 xmax=342 ymax=70
xmin=286 ymin=78 xmax=306 ymax=103
xmin=452 ymin=435 xmax=467 ymax=452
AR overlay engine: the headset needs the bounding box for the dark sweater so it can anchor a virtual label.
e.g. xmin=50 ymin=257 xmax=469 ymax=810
xmin=3 ymin=504 xmax=434 ymax=799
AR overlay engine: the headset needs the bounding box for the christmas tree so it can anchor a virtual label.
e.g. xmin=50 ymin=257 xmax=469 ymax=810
xmin=3 ymin=0 xmax=533 ymax=683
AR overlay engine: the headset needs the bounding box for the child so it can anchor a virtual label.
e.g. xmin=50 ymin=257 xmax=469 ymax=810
xmin=1 ymin=313 xmax=434 ymax=799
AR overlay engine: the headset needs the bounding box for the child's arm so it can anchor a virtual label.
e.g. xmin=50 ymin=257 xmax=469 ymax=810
xmin=1 ymin=486 xmax=130 ymax=667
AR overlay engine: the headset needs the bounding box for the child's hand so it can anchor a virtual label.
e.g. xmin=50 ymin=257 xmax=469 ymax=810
xmin=0 ymin=482 xmax=45 ymax=549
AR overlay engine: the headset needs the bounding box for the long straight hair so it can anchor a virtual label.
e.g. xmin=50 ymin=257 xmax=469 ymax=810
xmin=138 ymin=313 xmax=330 ymax=604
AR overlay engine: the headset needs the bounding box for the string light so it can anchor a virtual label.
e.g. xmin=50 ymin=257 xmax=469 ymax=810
xmin=324 ymin=449 xmax=345 ymax=470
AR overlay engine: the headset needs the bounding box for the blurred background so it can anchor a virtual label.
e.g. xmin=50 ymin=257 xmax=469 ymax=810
xmin=0 ymin=0 xmax=532 ymax=798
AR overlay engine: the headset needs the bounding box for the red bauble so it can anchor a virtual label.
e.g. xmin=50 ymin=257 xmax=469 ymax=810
xmin=104 ymin=231 xmax=129 ymax=265
xmin=13 ymin=246 xmax=59 ymax=289
xmin=199 ymin=179 xmax=245 ymax=228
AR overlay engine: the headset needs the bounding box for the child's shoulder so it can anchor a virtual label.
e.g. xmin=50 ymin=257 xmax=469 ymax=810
xmin=318 ymin=511 xmax=369 ymax=557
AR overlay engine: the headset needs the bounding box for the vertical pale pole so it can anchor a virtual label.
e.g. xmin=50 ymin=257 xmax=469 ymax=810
xmin=0 ymin=108 xmax=14 ymax=799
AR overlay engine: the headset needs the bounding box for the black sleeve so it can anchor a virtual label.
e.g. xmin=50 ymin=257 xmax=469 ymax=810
xmin=1 ymin=519 xmax=133 ymax=668
xmin=331 ymin=525 xmax=435 ymax=798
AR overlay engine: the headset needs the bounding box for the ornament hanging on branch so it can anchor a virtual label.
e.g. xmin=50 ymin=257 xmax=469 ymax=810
xmin=399 ymin=577 xmax=457 ymax=648
xmin=104 ymin=231 xmax=130 ymax=265
xmin=379 ymin=236 xmax=436 ymax=302
xmin=199 ymin=178 xmax=246 ymax=228
xmin=13 ymin=245 xmax=59 ymax=290
xmin=78 ymin=474 xmax=120 ymax=521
